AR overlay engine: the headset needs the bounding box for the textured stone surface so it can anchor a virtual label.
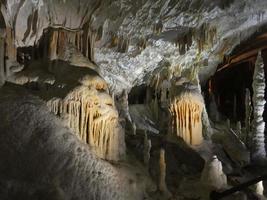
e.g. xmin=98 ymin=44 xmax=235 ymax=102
xmin=0 ymin=84 xmax=152 ymax=200
xmin=1 ymin=0 xmax=267 ymax=94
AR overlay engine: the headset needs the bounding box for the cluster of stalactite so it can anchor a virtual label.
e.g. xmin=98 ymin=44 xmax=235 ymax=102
xmin=175 ymin=30 xmax=193 ymax=55
xmin=46 ymin=26 xmax=96 ymax=62
xmin=194 ymin=23 xmax=217 ymax=52
xmin=169 ymin=90 xmax=204 ymax=145
xmin=174 ymin=23 xmax=217 ymax=55
xmin=149 ymin=67 xmax=173 ymax=108
xmin=138 ymin=37 xmax=147 ymax=51
xmin=108 ymin=33 xmax=130 ymax=53
xmin=47 ymin=86 xmax=125 ymax=161
xmin=153 ymin=20 xmax=163 ymax=35
xmin=117 ymin=35 xmax=129 ymax=53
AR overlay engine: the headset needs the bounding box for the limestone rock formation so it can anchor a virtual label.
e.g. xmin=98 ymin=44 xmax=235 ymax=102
xmin=1 ymin=0 xmax=267 ymax=94
xmin=169 ymin=82 xmax=204 ymax=145
xmin=8 ymin=59 xmax=125 ymax=161
xmin=0 ymin=85 xmax=151 ymax=200
xmin=201 ymin=155 xmax=227 ymax=191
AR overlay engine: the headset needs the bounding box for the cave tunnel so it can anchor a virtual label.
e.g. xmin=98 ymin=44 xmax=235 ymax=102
xmin=208 ymin=32 xmax=267 ymax=125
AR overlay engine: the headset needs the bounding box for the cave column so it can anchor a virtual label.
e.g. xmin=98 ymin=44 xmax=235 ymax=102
xmin=251 ymin=51 xmax=266 ymax=163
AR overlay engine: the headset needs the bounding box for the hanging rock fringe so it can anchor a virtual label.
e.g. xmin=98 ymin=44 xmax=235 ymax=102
xmin=169 ymin=91 xmax=204 ymax=145
xmin=47 ymin=86 xmax=125 ymax=161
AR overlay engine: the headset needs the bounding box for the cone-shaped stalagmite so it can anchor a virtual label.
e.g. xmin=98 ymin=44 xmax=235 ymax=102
xmin=251 ymin=51 xmax=266 ymax=163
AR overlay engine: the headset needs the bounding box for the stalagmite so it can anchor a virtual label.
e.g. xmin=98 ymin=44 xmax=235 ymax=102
xmin=158 ymin=149 xmax=171 ymax=198
xmin=254 ymin=181 xmax=264 ymax=196
xmin=233 ymin=95 xmax=237 ymax=120
xmin=245 ymin=88 xmax=252 ymax=147
xmin=201 ymin=156 xmax=227 ymax=190
xmin=169 ymin=85 xmax=204 ymax=145
xmin=226 ymin=119 xmax=231 ymax=129
xmin=236 ymin=121 xmax=242 ymax=139
xmin=132 ymin=122 xmax=136 ymax=135
xmin=251 ymin=51 xmax=266 ymax=163
xmin=143 ymin=132 xmax=151 ymax=166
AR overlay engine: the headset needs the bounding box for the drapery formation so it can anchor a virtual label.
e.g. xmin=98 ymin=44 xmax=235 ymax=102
xmin=169 ymin=90 xmax=204 ymax=145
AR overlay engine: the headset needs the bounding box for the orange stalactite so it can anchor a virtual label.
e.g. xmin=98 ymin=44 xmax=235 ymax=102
xmin=169 ymin=92 xmax=204 ymax=145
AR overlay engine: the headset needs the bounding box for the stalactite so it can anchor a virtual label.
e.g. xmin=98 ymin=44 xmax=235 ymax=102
xmin=169 ymin=91 xmax=204 ymax=145
xmin=5 ymin=27 xmax=17 ymax=61
xmin=109 ymin=33 xmax=119 ymax=48
xmin=158 ymin=148 xmax=171 ymax=198
xmin=117 ymin=35 xmax=129 ymax=53
xmin=5 ymin=27 xmax=17 ymax=76
xmin=153 ymin=20 xmax=163 ymax=35
xmin=245 ymin=88 xmax=252 ymax=147
xmin=47 ymin=86 xmax=125 ymax=161
xmin=88 ymin=29 xmax=96 ymax=62
xmin=47 ymin=27 xmax=96 ymax=63
xmin=48 ymin=29 xmax=59 ymax=60
xmin=175 ymin=30 xmax=194 ymax=55
xmin=193 ymin=23 xmax=217 ymax=53
xmin=143 ymin=132 xmax=151 ymax=166
xmin=251 ymin=51 xmax=266 ymax=163
xmin=138 ymin=37 xmax=147 ymax=51
xmin=0 ymin=37 xmax=4 ymax=86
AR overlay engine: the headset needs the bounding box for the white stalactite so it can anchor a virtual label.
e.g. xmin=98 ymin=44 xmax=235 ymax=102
xmin=251 ymin=51 xmax=266 ymax=163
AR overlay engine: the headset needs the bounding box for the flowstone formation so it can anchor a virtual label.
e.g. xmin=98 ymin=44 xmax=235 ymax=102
xmin=169 ymin=80 xmax=204 ymax=145
xmin=8 ymin=59 xmax=125 ymax=161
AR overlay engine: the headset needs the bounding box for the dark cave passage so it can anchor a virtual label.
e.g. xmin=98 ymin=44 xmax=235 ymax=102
xmin=210 ymin=61 xmax=254 ymax=123
xmin=206 ymin=30 xmax=267 ymax=125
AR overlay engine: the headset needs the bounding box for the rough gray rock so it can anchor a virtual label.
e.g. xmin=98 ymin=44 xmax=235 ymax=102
xmin=0 ymin=84 xmax=150 ymax=200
